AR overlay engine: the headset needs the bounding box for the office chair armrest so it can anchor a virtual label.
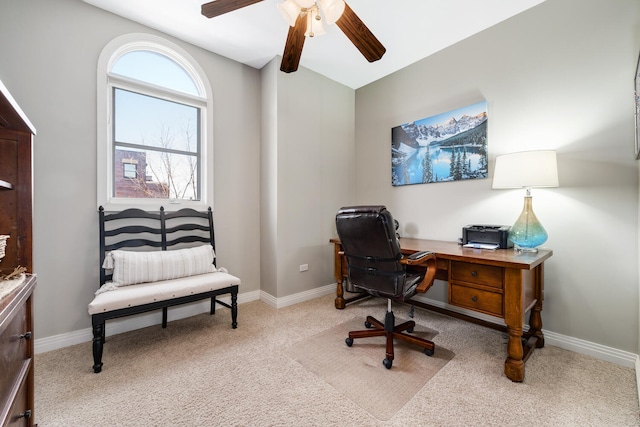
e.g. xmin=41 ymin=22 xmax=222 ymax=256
xmin=401 ymin=252 xmax=437 ymax=294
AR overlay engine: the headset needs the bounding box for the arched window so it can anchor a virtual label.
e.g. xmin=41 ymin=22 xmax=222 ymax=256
xmin=97 ymin=34 xmax=212 ymax=210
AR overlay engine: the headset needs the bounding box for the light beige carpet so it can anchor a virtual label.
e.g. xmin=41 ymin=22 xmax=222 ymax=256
xmin=34 ymin=294 xmax=640 ymax=426
xmin=284 ymin=317 xmax=454 ymax=420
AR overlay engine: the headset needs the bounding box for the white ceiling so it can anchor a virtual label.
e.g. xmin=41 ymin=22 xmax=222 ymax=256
xmin=82 ymin=0 xmax=546 ymax=89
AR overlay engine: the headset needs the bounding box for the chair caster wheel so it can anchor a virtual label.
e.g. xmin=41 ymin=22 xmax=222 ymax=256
xmin=345 ymin=337 xmax=353 ymax=347
xmin=383 ymin=358 xmax=393 ymax=369
xmin=424 ymin=348 xmax=434 ymax=356
xmin=364 ymin=321 xmax=372 ymax=328
xmin=407 ymin=327 xmax=414 ymax=333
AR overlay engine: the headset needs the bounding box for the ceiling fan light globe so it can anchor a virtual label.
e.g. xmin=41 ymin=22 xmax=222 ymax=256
xmin=278 ymin=0 xmax=301 ymax=27
xmin=296 ymin=0 xmax=316 ymax=8
xmin=319 ymin=0 xmax=345 ymax=25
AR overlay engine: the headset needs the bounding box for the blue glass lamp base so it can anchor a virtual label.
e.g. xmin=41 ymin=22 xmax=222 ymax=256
xmin=508 ymin=195 xmax=548 ymax=253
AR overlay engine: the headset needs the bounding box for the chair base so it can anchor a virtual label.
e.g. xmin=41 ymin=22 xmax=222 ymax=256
xmin=345 ymin=308 xmax=435 ymax=369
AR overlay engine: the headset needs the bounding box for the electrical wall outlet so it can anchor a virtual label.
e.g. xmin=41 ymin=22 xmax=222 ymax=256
xmin=299 ymin=264 xmax=309 ymax=272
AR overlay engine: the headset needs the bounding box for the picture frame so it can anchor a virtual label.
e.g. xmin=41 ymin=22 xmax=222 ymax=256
xmin=391 ymin=101 xmax=488 ymax=186
xmin=635 ymin=52 xmax=640 ymax=159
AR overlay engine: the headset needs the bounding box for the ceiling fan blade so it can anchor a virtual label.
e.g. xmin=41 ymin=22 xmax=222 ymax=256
xmin=280 ymin=14 xmax=307 ymax=73
xmin=201 ymin=0 xmax=264 ymax=19
xmin=335 ymin=3 xmax=386 ymax=62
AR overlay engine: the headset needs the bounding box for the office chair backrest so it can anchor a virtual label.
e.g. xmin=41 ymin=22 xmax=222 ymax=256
xmin=335 ymin=206 xmax=405 ymax=298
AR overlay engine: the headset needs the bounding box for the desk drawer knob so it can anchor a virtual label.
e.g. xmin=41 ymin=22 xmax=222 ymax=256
xmin=471 ymin=271 xmax=477 ymax=277
xmin=471 ymin=296 xmax=478 ymax=302
xmin=20 ymin=331 xmax=32 ymax=340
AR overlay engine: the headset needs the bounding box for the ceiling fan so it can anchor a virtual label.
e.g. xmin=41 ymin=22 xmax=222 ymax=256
xmin=201 ymin=0 xmax=386 ymax=73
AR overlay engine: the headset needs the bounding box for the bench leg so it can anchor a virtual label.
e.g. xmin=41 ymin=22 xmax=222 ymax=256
xmin=231 ymin=291 xmax=238 ymax=329
xmin=210 ymin=297 xmax=216 ymax=315
xmin=162 ymin=307 xmax=168 ymax=328
xmin=92 ymin=322 xmax=104 ymax=373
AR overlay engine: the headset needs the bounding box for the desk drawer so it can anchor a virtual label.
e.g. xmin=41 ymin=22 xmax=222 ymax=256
xmin=450 ymin=283 xmax=503 ymax=316
xmin=450 ymin=261 xmax=503 ymax=289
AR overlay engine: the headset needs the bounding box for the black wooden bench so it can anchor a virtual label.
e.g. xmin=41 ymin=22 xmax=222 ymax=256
xmin=88 ymin=206 xmax=240 ymax=373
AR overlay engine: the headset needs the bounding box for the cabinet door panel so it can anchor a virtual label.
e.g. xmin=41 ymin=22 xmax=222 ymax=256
xmin=3 ymin=363 xmax=30 ymax=427
xmin=0 ymin=302 xmax=28 ymax=413
xmin=0 ymin=129 xmax=32 ymax=274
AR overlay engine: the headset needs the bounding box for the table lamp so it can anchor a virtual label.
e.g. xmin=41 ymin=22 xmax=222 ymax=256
xmin=492 ymin=150 xmax=559 ymax=252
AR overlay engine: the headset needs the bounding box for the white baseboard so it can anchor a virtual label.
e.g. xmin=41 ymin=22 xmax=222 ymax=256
xmin=35 ymin=286 xmax=639 ymax=371
xmin=636 ymin=356 xmax=640 ymax=404
xmin=543 ymin=329 xmax=637 ymax=368
xmin=412 ymin=294 xmax=638 ymax=368
xmin=34 ymin=290 xmax=261 ymax=354
xmin=260 ymin=283 xmax=336 ymax=309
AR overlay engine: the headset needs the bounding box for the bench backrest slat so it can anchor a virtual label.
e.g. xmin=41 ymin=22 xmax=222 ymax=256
xmin=98 ymin=206 xmax=216 ymax=286
xmin=165 ymin=235 xmax=213 ymax=247
xmin=105 ymin=240 xmax=164 ymax=252
xmin=104 ymin=225 xmax=163 ymax=237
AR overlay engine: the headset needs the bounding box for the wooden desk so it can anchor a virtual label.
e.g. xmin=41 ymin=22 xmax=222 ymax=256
xmin=330 ymin=238 xmax=553 ymax=382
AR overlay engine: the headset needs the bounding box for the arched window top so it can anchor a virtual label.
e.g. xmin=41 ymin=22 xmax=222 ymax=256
xmin=97 ymin=33 xmax=213 ymax=211
xmin=111 ymin=50 xmax=199 ymax=96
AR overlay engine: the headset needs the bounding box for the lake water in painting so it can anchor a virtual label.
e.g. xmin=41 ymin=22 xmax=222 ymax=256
xmin=393 ymin=146 xmax=485 ymax=185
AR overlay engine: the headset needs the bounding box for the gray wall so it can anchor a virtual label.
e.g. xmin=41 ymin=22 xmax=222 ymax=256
xmin=261 ymin=58 xmax=355 ymax=300
xmin=354 ymin=0 xmax=640 ymax=352
xmin=274 ymin=62 xmax=355 ymax=299
xmin=1 ymin=0 xmax=639 ymax=358
xmin=0 ymin=0 xmax=261 ymax=338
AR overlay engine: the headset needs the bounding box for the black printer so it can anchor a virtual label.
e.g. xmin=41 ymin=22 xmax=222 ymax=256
xmin=462 ymin=225 xmax=513 ymax=249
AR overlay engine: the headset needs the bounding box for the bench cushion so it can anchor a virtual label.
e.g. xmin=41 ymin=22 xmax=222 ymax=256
xmin=104 ymin=245 xmax=216 ymax=287
xmin=88 ymin=271 xmax=241 ymax=315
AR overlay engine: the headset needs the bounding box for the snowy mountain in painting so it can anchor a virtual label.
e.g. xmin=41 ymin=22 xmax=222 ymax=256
xmin=405 ymin=112 xmax=487 ymax=146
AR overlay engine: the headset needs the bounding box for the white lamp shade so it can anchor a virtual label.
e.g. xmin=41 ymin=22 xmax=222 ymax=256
xmin=492 ymin=150 xmax=559 ymax=189
xmin=278 ymin=0 xmax=301 ymax=27
xmin=319 ymin=0 xmax=345 ymax=25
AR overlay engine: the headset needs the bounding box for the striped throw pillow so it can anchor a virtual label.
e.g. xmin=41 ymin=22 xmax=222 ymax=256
xmin=105 ymin=245 xmax=216 ymax=287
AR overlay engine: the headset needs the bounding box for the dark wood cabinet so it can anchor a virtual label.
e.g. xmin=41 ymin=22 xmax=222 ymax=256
xmin=0 ymin=80 xmax=36 ymax=426
xmin=0 ymin=275 xmax=36 ymax=427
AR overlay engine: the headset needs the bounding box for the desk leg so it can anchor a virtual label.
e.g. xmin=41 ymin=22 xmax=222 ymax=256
xmin=504 ymin=268 xmax=525 ymax=382
xmin=527 ymin=264 xmax=545 ymax=348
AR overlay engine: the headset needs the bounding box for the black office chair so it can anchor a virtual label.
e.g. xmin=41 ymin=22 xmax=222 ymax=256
xmin=335 ymin=205 xmax=437 ymax=369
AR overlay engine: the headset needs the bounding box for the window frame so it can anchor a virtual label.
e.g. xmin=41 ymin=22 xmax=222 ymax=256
xmin=97 ymin=33 xmax=213 ymax=211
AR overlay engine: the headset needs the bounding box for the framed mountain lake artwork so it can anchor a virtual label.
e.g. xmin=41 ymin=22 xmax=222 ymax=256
xmin=391 ymin=101 xmax=488 ymax=186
